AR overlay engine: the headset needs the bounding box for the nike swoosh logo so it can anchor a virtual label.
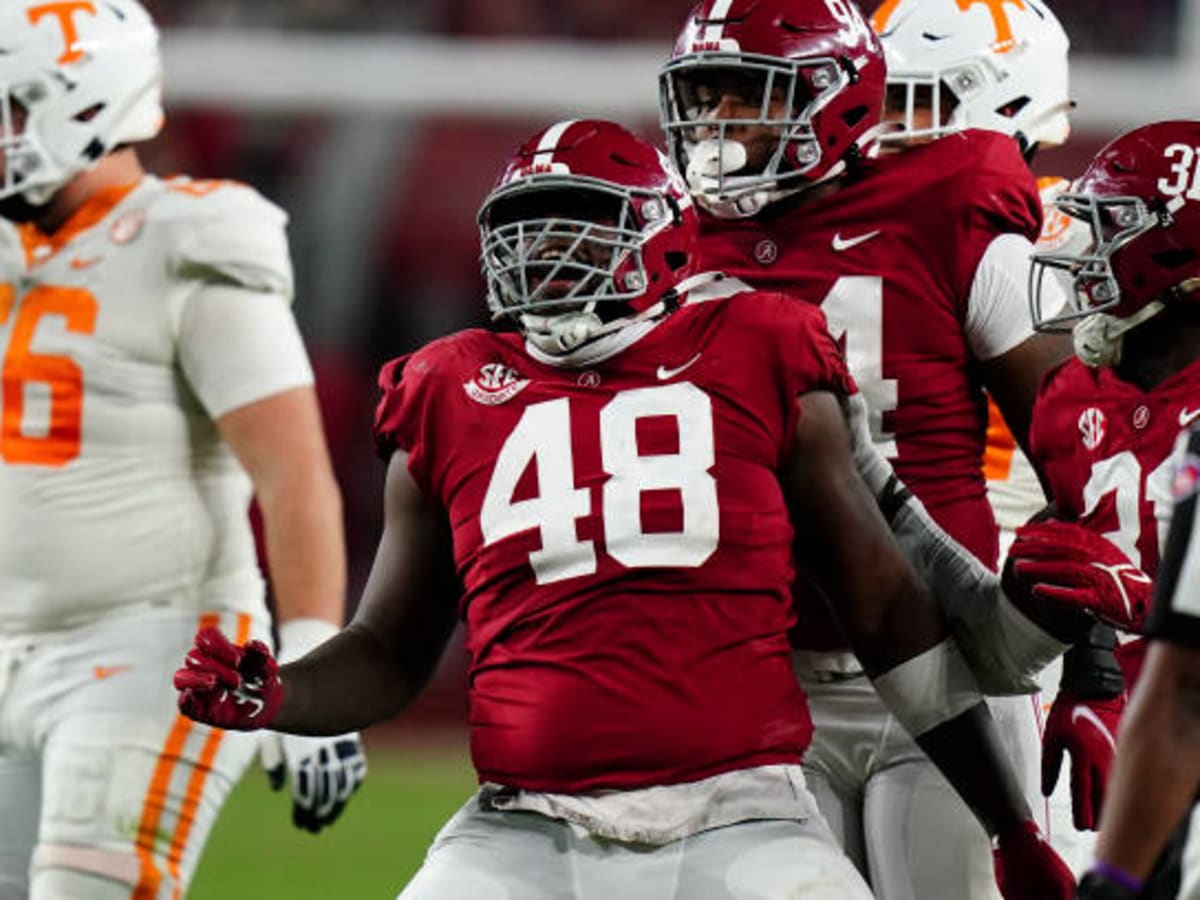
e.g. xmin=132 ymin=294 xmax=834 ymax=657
xmin=831 ymin=230 xmax=881 ymax=252
xmin=94 ymin=664 xmax=132 ymax=681
xmin=1180 ymin=407 xmax=1200 ymax=427
xmin=1070 ymin=705 xmax=1116 ymax=752
xmin=656 ymin=353 xmax=702 ymax=381
xmin=70 ymin=256 xmax=102 ymax=270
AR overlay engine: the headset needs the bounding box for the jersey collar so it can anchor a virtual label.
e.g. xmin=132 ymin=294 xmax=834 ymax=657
xmin=17 ymin=179 xmax=142 ymax=268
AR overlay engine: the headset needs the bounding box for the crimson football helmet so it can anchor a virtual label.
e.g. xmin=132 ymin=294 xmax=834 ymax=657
xmin=659 ymin=0 xmax=886 ymax=218
xmin=1030 ymin=121 xmax=1200 ymax=366
xmin=478 ymin=119 xmax=700 ymax=360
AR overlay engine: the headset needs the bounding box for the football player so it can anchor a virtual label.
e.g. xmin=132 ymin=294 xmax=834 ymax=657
xmin=174 ymin=119 xmax=1074 ymax=899
xmin=658 ymin=0 xmax=1072 ymax=896
xmin=1009 ymin=119 xmax=1200 ymax=899
xmin=874 ymin=0 xmax=1101 ymax=875
xmin=1077 ymin=426 xmax=1200 ymax=900
xmin=0 ymin=2 xmax=364 ymax=898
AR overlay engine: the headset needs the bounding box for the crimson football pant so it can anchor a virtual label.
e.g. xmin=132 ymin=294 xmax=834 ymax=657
xmin=398 ymin=791 xmax=875 ymax=899
xmin=795 ymin=653 xmax=1045 ymax=900
xmin=0 ymin=606 xmax=267 ymax=900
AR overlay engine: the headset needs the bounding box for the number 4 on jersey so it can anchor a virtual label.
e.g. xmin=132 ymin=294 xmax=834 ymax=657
xmin=481 ymin=383 xmax=720 ymax=584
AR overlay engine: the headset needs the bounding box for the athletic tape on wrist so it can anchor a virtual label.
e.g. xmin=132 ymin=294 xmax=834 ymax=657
xmin=870 ymin=638 xmax=983 ymax=736
xmin=277 ymin=617 xmax=341 ymax=664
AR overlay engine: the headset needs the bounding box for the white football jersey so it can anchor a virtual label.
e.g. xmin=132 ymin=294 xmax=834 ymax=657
xmin=986 ymin=176 xmax=1090 ymax=541
xmin=0 ymin=175 xmax=313 ymax=632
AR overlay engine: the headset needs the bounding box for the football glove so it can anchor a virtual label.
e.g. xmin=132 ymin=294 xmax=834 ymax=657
xmin=258 ymin=731 xmax=367 ymax=833
xmin=1005 ymin=521 xmax=1152 ymax=635
xmin=174 ymin=626 xmax=283 ymax=730
xmin=1041 ymin=689 xmax=1125 ymax=830
xmin=992 ymin=820 xmax=1076 ymax=900
xmin=263 ymin=618 xmax=367 ymax=832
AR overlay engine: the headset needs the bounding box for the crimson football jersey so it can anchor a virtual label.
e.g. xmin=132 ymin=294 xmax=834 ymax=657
xmin=1030 ymin=357 xmax=1200 ymax=577
xmin=373 ymin=277 xmax=856 ymax=793
xmin=700 ymin=130 xmax=1042 ymax=572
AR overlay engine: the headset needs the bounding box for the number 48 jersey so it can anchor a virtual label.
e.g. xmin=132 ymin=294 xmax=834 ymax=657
xmin=1031 ymin=357 xmax=1200 ymax=575
xmin=373 ymin=276 xmax=856 ymax=794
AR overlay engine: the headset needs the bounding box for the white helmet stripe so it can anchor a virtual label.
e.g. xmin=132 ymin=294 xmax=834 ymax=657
xmin=702 ymin=0 xmax=737 ymax=43
xmin=534 ymin=119 xmax=580 ymax=162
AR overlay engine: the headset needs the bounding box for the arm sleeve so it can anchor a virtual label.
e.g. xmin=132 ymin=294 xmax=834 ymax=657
xmin=1146 ymin=427 xmax=1200 ymax=647
xmin=178 ymin=283 xmax=314 ymax=419
xmin=965 ymin=232 xmax=1053 ymax=361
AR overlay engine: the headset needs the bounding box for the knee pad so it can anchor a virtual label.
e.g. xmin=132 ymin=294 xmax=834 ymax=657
xmin=30 ymin=844 xmax=144 ymax=900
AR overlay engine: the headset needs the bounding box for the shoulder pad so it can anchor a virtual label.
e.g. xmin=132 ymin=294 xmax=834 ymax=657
xmin=161 ymin=178 xmax=293 ymax=298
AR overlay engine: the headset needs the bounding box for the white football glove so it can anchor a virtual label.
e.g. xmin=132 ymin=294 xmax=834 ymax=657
xmin=263 ymin=618 xmax=368 ymax=832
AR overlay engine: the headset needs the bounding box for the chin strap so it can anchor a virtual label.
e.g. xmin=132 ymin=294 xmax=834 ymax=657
xmin=1072 ymin=301 xmax=1165 ymax=368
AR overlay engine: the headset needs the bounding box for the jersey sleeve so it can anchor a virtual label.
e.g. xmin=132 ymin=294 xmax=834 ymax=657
xmin=166 ymin=180 xmax=294 ymax=297
xmin=947 ymin=132 xmax=1043 ymax=306
xmin=178 ymin=284 xmax=314 ymax=418
xmin=164 ymin=180 xmax=313 ymax=417
xmin=1145 ymin=426 xmax=1200 ymax=647
xmin=771 ymin=297 xmax=858 ymax=456
xmin=373 ymin=350 xmax=440 ymax=496
xmin=771 ymin=296 xmax=857 ymax=399
xmin=964 ymin=232 xmax=1040 ymax=361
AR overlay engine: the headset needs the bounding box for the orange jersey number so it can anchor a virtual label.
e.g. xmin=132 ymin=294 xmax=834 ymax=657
xmin=0 ymin=284 xmax=98 ymax=466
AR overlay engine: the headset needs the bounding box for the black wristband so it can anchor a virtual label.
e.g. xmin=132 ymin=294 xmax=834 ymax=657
xmin=1061 ymin=622 xmax=1125 ymax=699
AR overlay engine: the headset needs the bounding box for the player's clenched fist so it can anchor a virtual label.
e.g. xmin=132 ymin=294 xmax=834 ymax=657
xmin=174 ymin=626 xmax=283 ymax=729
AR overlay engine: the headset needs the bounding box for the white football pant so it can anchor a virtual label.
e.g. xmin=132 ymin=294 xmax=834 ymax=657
xmin=795 ymin=654 xmax=1045 ymax=900
xmin=398 ymin=791 xmax=875 ymax=900
xmin=0 ymin=606 xmax=266 ymax=900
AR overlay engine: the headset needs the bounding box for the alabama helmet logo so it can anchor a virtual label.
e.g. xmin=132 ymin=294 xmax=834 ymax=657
xmin=1078 ymin=407 xmax=1107 ymax=451
xmin=464 ymin=363 xmax=531 ymax=406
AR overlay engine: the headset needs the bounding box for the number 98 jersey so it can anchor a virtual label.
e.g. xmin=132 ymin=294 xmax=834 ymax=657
xmin=373 ymin=275 xmax=856 ymax=794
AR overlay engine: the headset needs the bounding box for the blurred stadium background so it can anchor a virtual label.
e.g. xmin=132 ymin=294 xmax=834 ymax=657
xmin=133 ymin=0 xmax=1200 ymax=896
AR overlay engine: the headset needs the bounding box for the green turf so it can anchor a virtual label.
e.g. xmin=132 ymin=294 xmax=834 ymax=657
xmin=191 ymin=746 xmax=476 ymax=899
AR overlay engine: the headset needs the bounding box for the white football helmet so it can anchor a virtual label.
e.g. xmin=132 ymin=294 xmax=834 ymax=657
xmin=0 ymin=0 xmax=162 ymax=205
xmin=872 ymin=0 xmax=1070 ymax=154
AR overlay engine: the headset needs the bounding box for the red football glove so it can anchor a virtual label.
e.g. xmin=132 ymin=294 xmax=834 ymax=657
xmin=1006 ymin=521 xmax=1152 ymax=634
xmin=174 ymin=626 xmax=283 ymax=730
xmin=1041 ymin=688 xmax=1124 ymax=830
xmin=993 ymin=820 xmax=1076 ymax=900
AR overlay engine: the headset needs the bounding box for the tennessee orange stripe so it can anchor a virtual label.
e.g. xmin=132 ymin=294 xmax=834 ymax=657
xmin=164 ymin=613 xmax=252 ymax=898
xmin=131 ymin=613 xmax=221 ymax=900
xmin=983 ymin=395 xmax=1017 ymax=482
